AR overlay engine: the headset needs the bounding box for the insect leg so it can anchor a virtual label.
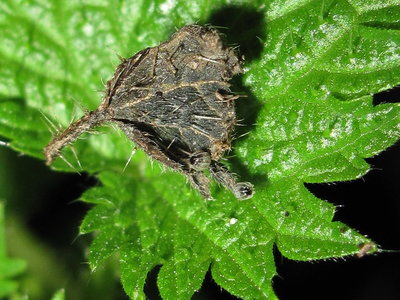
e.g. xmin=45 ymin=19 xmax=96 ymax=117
xmin=44 ymin=109 xmax=110 ymax=165
xmin=117 ymin=122 xmax=214 ymax=199
xmin=209 ymin=161 xmax=254 ymax=200
xmin=116 ymin=122 xmax=183 ymax=171
xmin=187 ymin=172 xmax=212 ymax=200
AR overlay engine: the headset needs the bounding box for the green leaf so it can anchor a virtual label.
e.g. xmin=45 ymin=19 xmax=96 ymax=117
xmin=1 ymin=0 xmax=400 ymax=299
xmin=0 ymin=202 xmax=26 ymax=298
xmin=51 ymin=289 xmax=65 ymax=300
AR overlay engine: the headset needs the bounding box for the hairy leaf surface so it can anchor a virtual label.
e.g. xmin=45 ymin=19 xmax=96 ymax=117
xmin=0 ymin=0 xmax=399 ymax=299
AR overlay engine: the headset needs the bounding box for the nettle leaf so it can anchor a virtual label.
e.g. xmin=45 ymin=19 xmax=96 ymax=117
xmin=1 ymin=0 xmax=400 ymax=299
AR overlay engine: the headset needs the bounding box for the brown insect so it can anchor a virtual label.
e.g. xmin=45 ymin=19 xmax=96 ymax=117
xmin=44 ymin=25 xmax=254 ymax=200
xmin=357 ymin=242 xmax=375 ymax=258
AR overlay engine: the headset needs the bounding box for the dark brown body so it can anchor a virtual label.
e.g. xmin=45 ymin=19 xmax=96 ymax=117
xmin=44 ymin=25 xmax=254 ymax=200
